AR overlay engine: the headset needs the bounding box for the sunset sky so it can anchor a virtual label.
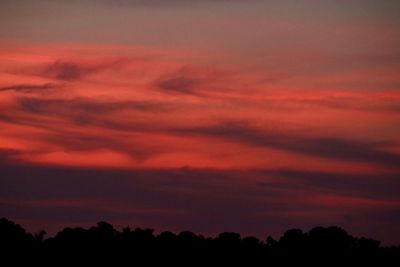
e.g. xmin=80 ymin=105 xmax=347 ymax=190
xmin=1 ymin=0 xmax=400 ymax=244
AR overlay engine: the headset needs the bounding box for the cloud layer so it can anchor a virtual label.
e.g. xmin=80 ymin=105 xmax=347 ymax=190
xmin=1 ymin=0 xmax=400 ymax=245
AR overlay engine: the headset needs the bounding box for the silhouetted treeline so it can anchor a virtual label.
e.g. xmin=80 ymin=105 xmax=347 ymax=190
xmin=1 ymin=218 xmax=399 ymax=266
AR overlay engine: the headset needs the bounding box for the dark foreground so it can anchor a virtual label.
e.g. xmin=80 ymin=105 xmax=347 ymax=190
xmin=1 ymin=218 xmax=399 ymax=266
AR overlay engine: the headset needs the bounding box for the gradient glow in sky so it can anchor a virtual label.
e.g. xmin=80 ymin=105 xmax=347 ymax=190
xmin=1 ymin=0 xmax=400 ymax=244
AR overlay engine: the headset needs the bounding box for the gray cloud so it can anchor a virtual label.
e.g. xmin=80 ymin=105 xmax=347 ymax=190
xmin=39 ymin=59 xmax=126 ymax=81
xmin=175 ymin=121 xmax=400 ymax=167
xmin=0 ymin=83 xmax=58 ymax=93
xmin=18 ymin=97 xmax=174 ymax=115
xmin=0 ymin=149 xmax=24 ymax=165
xmin=0 ymin=97 xmax=175 ymax=159
xmin=5 ymin=94 xmax=400 ymax=168
xmin=1 ymin=162 xmax=399 ymax=243
xmin=155 ymin=75 xmax=201 ymax=95
xmin=47 ymin=63 xmax=80 ymax=80
xmin=154 ymin=66 xmax=233 ymax=97
xmin=282 ymin=96 xmax=400 ymax=113
xmin=0 ymin=164 xmax=274 ymax=236
xmin=260 ymin=169 xmax=400 ymax=200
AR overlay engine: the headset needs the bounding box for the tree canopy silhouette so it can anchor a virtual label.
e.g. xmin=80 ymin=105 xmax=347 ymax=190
xmin=0 ymin=217 xmax=399 ymax=265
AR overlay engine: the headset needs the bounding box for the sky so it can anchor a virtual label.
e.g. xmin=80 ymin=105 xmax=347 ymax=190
xmin=1 ymin=0 xmax=400 ymax=244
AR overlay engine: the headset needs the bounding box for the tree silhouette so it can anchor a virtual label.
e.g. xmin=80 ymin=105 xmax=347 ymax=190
xmin=0 ymin=217 xmax=399 ymax=266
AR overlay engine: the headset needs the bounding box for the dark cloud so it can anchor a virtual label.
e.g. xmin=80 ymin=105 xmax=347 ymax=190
xmin=0 ymin=96 xmax=173 ymax=141
xmin=0 ymin=165 xmax=274 ymax=236
xmin=42 ymin=129 xmax=163 ymax=160
xmin=12 ymin=96 xmax=175 ymax=131
xmin=4 ymin=94 xmax=400 ymax=168
xmin=153 ymin=66 xmax=225 ymax=96
xmin=5 ymin=94 xmax=400 ymax=168
xmin=41 ymin=61 xmax=98 ymax=81
xmin=1 ymin=162 xmax=399 ymax=243
xmin=283 ymin=96 xmax=400 ymax=112
xmin=17 ymin=97 xmax=174 ymax=115
xmin=155 ymin=75 xmax=200 ymax=95
xmin=259 ymin=169 xmax=400 ymax=200
xmin=0 ymin=112 xmax=21 ymax=125
xmin=153 ymin=65 xmax=216 ymax=96
xmin=175 ymin=121 xmax=400 ymax=167
xmin=0 ymin=83 xmax=58 ymax=93
xmin=40 ymin=59 xmax=125 ymax=81
xmin=0 ymin=97 xmax=173 ymax=160
xmin=0 ymin=149 xmax=24 ymax=164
